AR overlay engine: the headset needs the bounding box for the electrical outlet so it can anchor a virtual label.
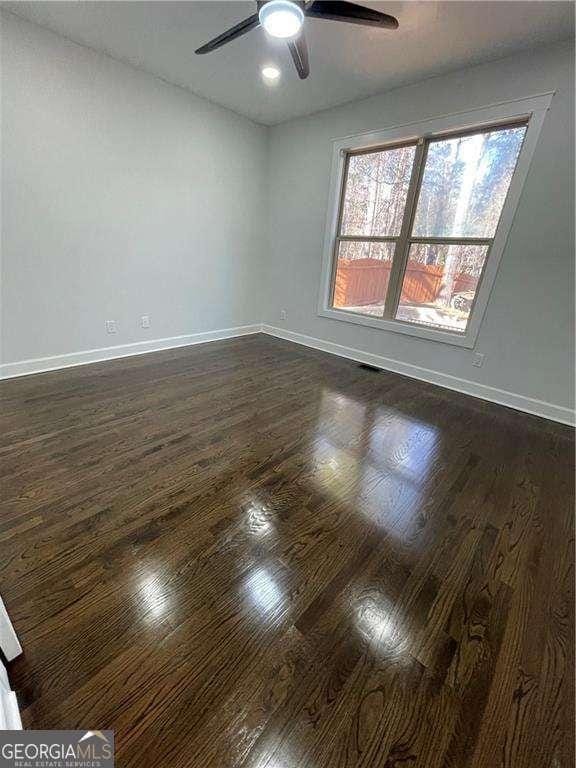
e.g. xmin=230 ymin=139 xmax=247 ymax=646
xmin=280 ymin=309 xmax=287 ymax=321
xmin=105 ymin=320 xmax=117 ymax=335
xmin=141 ymin=314 xmax=151 ymax=329
xmin=472 ymin=352 xmax=485 ymax=368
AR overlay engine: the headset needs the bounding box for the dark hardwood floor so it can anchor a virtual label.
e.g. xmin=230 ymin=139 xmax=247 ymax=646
xmin=0 ymin=334 xmax=573 ymax=767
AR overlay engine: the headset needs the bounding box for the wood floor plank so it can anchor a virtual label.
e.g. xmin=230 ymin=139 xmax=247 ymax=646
xmin=0 ymin=334 xmax=573 ymax=767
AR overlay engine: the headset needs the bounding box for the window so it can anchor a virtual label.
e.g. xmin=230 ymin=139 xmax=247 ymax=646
xmin=319 ymin=95 xmax=552 ymax=347
xmin=331 ymin=124 xmax=526 ymax=333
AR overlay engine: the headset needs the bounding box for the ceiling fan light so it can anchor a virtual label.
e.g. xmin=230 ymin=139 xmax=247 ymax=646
xmin=258 ymin=0 xmax=304 ymax=39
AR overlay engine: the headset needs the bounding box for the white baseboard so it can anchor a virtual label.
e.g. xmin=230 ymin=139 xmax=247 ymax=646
xmin=2 ymin=323 xmax=573 ymax=426
xmin=0 ymin=324 xmax=261 ymax=380
xmin=262 ymin=325 xmax=575 ymax=427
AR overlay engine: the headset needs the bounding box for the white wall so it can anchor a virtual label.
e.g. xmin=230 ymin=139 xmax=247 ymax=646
xmin=0 ymin=12 xmax=267 ymax=365
xmin=264 ymin=42 xmax=575 ymax=415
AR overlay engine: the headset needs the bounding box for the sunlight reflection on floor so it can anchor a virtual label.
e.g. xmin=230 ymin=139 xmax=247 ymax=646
xmin=311 ymin=388 xmax=439 ymax=540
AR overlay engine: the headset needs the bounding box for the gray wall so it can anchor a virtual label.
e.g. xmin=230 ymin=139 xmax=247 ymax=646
xmin=1 ymin=13 xmax=267 ymax=363
xmin=1 ymin=13 xmax=573 ymax=415
xmin=264 ymin=42 xmax=575 ymax=411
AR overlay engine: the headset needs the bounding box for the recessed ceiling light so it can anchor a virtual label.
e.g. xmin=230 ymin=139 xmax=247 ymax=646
xmin=258 ymin=0 xmax=304 ymax=39
xmin=262 ymin=65 xmax=281 ymax=84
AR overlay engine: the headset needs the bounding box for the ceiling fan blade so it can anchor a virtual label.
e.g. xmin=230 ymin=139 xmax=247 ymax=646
xmin=287 ymin=32 xmax=310 ymax=80
xmin=195 ymin=13 xmax=260 ymax=54
xmin=305 ymin=1 xmax=398 ymax=29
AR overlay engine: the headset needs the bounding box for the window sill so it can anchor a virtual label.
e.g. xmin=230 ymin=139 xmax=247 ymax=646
xmin=317 ymin=306 xmax=477 ymax=348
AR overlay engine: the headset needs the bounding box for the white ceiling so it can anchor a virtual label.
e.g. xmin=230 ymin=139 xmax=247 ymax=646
xmin=3 ymin=1 xmax=574 ymax=125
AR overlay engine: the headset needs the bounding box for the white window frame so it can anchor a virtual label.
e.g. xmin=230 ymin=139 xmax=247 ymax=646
xmin=317 ymin=93 xmax=554 ymax=349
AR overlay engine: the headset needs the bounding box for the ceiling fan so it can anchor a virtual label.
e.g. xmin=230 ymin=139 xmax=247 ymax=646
xmin=195 ymin=1 xmax=399 ymax=80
